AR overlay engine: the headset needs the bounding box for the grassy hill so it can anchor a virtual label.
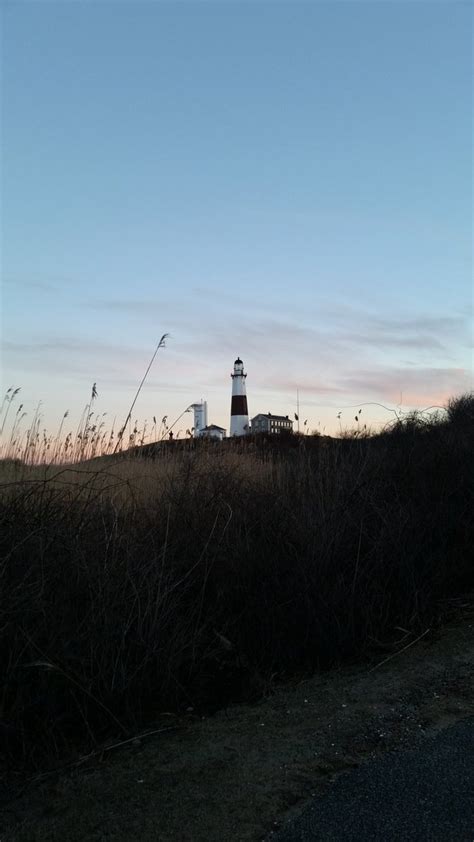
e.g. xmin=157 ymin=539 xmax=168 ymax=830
xmin=1 ymin=394 xmax=472 ymax=770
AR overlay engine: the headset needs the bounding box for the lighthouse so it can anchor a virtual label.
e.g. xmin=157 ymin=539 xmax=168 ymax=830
xmin=230 ymin=357 xmax=249 ymax=436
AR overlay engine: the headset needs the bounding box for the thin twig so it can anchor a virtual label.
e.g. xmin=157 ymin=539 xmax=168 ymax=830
xmin=115 ymin=333 xmax=169 ymax=453
xmin=100 ymin=725 xmax=181 ymax=754
xmin=367 ymin=628 xmax=431 ymax=673
xmin=20 ymin=726 xmax=182 ymax=788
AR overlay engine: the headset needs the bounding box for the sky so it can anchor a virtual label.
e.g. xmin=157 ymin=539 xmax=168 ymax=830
xmin=2 ymin=0 xmax=472 ymax=441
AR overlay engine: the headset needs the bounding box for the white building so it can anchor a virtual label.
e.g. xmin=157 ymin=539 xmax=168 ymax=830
xmin=200 ymin=424 xmax=226 ymax=441
xmin=191 ymin=401 xmax=208 ymax=437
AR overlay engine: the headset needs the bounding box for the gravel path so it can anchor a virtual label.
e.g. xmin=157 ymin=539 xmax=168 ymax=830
xmin=272 ymin=718 xmax=474 ymax=841
xmin=2 ymin=617 xmax=473 ymax=842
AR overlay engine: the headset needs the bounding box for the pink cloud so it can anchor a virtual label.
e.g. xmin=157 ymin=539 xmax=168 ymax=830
xmin=339 ymin=366 xmax=471 ymax=407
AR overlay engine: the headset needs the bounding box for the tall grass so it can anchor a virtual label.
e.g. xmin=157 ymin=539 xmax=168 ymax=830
xmin=0 ymin=333 xmax=169 ymax=465
xmin=0 ymin=390 xmax=168 ymax=465
xmin=0 ymin=394 xmax=473 ymax=770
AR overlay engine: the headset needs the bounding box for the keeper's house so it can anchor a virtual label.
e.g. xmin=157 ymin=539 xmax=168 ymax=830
xmin=200 ymin=424 xmax=226 ymax=441
xmin=251 ymin=413 xmax=293 ymax=434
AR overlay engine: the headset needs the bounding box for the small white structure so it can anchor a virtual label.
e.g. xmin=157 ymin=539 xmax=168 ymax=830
xmin=200 ymin=424 xmax=226 ymax=441
xmin=230 ymin=357 xmax=249 ymax=436
xmin=191 ymin=401 xmax=208 ymax=438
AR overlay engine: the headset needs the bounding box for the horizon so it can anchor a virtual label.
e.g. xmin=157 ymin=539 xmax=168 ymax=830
xmin=2 ymin=1 xmax=472 ymax=443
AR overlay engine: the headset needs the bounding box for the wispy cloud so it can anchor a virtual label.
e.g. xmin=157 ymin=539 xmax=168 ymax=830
xmin=83 ymin=297 xmax=176 ymax=315
xmin=326 ymin=311 xmax=470 ymax=354
xmin=369 ymin=315 xmax=465 ymax=334
xmin=260 ymin=377 xmax=345 ymax=396
xmin=4 ymin=338 xmax=142 ymax=358
xmin=3 ymin=278 xmax=60 ymax=294
xmin=341 ymin=330 xmax=444 ymax=351
xmin=3 ymin=337 xmax=213 ymax=398
xmin=339 ymin=366 xmax=471 ymax=406
xmin=4 ymin=298 xmax=470 ymax=427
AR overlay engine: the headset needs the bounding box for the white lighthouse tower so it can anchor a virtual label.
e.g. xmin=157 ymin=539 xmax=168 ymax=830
xmin=230 ymin=357 xmax=249 ymax=436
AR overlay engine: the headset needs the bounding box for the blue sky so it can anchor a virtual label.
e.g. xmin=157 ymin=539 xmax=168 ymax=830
xmin=2 ymin=1 xmax=472 ymax=439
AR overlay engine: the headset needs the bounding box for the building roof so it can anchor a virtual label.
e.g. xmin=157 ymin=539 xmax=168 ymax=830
xmin=251 ymin=413 xmax=292 ymax=422
xmin=203 ymin=424 xmax=226 ymax=431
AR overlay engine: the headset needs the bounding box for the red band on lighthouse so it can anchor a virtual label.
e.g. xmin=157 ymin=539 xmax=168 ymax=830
xmin=231 ymin=395 xmax=248 ymax=416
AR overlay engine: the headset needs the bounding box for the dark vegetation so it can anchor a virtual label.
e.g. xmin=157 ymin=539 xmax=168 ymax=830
xmin=1 ymin=394 xmax=473 ymax=770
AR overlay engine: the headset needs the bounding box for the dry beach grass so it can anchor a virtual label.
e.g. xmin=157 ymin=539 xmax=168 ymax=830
xmin=0 ymin=393 xmax=472 ymax=784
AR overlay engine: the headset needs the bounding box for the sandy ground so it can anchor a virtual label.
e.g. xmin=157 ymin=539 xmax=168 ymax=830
xmin=2 ymin=611 xmax=473 ymax=842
